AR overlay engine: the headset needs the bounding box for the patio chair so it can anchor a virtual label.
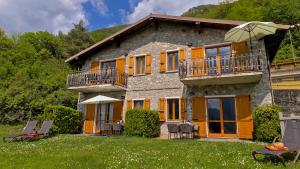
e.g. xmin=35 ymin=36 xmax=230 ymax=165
xmin=101 ymin=123 xmax=112 ymax=136
xmin=3 ymin=120 xmax=38 ymax=142
xmin=179 ymin=124 xmax=193 ymax=139
xmin=252 ymin=120 xmax=300 ymax=166
xmin=112 ymin=123 xmax=122 ymax=135
xmin=167 ymin=124 xmax=179 ymax=139
xmin=21 ymin=120 xmax=54 ymax=141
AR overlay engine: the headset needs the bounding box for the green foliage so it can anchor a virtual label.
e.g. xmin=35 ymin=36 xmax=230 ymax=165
xmin=90 ymin=25 xmax=127 ymax=42
xmin=59 ymin=20 xmax=95 ymax=58
xmin=0 ymin=29 xmax=77 ymax=124
xmin=254 ymin=104 xmax=281 ymax=142
xmin=182 ymin=0 xmax=300 ymax=62
xmin=38 ymin=105 xmax=82 ymax=134
xmin=124 ymin=109 xmax=160 ymax=138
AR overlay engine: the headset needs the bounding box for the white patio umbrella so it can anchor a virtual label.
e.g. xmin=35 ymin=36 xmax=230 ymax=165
xmin=79 ymin=95 xmax=120 ymax=104
xmin=224 ymin=21 xmax=278 ymax=53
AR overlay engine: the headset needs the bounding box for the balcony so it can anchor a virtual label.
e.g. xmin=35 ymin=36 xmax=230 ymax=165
xmin=67 ymin=68 xmax=127 ymax=92
xmin=179 ymin=54 xmax=264 ymax=86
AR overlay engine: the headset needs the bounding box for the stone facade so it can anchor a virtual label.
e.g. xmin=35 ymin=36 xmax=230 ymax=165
xmin=77 ymin=21 xmax=272 ymax=137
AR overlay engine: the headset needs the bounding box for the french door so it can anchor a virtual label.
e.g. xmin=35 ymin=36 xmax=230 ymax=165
xmin=205 ymin=45 xmax=231 ymax=75
xmin=99 ymin=103 xmax=113 ymax=129
xmin=207 ymin=97 xmax=237 ymax=137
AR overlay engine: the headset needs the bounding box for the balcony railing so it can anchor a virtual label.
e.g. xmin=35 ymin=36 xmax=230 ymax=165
xmin=179 ymin=54 xmax=264 ymax=78
xmin=67 ymin=68 xmax=128 ymax=88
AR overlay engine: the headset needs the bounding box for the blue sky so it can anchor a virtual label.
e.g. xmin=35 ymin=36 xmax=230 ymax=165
xmin=83 ymin=0 xmax=132 ymax=30
xmin=0 ymin=0 xmax=219 ymax=34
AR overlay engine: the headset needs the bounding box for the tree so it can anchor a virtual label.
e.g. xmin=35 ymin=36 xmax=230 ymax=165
xmin=60 ymin=20 xmax=95 ymax=58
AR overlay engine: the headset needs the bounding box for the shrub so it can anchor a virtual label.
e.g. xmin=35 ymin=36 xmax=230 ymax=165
xmin=254 ymin=104 xmax=281 ymax=142
xmin=38 ymin=105 xmax=82 ymax=134
xmin=125 ymin=109 xmax=160 ymax=138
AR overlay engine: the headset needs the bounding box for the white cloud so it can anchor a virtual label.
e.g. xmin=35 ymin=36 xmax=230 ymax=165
xmin=89 ymin=0 xmax=108 ymax=16
xmin=0 ymin=0 xmax=88 ymax=34
xmin=124 ymin=0 xmax=219 ymax=23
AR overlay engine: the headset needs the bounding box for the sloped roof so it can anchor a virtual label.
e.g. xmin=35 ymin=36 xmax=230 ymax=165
xmin=65 ymin=13 xmax=290 ymax=63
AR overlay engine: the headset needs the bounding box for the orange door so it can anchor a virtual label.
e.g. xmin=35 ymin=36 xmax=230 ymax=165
xmin=84 ymin=104 xmax=95 ymax=134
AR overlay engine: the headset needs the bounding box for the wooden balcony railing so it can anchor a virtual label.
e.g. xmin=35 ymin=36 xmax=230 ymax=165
xmin=179 ymin=54 xmax=264 ymax=78
xmin=67 ymin=68 xmax=128 ymax=88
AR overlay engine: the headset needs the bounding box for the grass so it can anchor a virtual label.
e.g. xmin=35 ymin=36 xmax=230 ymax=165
xmin=0 ymin=125 xmax=299 ymax=169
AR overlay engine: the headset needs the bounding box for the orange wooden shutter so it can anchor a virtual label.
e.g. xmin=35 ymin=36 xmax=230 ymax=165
xmin=160 ymin=51 xmax=166 ymax=73
xmin=232 ymin=42 xmax=249 ymax=56
xmin=191 ymin=47 xmax=206 ymax=76
xmin=144 ymin=99 xmax=150 ymax=110
xmin=127 ymin=100 xmax=132 ymax=111
xmin=90 ymin=61 xmax=99 ymax=73
xmin=113 ymin=101 xmax=123 ymax=122
xmin=116 ymin=57 xmax=125 ymax=85
xmin=179 ymin=48 xmax=186 ymax=63
xmin=236 ymin=95 xmax=253 ymax=139
xmin=128 ymin=56 xmax=134 ymax=76
xmin=158 ymin=98 xmax=165 ymax=121
xmin=84 ymin=104 xmax=95 ymax=134
xmin=181 ymin=97 xmax=186 ymax=121
xmin=192 ymin=97 xmax=207 ymax=137
xmin=145 ymin=53 xmax=151 ymax=74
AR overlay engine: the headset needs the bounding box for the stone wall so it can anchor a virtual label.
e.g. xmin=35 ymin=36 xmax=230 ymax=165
xmin=274 ymin=90 xmax=300 ymax=116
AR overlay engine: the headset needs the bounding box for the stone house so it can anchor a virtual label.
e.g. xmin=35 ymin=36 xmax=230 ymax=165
xmin=65 ymin=14 xmax=289 ymax=139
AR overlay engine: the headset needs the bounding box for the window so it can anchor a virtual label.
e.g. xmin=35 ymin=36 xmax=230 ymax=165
xmin=135 ymin=56 xmax=145 ymax=75
xmin=167 ymin=51 xmax=179 ymax=71
xmin=133 ymin=100 xmax=144 ymax=109
xmin=101 ymin=60 xmax=116 ymax=78
xmin=205 ymin=45 xmax=231 ymax=75
xmin=167 ymin=98 xmax=180 ymax=120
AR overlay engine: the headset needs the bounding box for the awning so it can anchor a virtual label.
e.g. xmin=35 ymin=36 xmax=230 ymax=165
xmin=79 ymin=95 xmax=120 ymax=104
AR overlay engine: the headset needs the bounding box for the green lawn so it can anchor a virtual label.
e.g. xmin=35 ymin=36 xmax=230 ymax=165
xmin=0 ymin=125 xmax=298 ymax=169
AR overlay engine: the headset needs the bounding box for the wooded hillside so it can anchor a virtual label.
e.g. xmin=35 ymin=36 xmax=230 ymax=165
xmin=183 ymin=0 xmax=300 ymax=63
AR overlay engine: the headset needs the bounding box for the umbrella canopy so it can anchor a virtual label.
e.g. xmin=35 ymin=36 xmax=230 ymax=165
xmin=79 ymin=95 xmax=120 ymax=104
xmin=225 ymin=21 xmax=277 ymax=43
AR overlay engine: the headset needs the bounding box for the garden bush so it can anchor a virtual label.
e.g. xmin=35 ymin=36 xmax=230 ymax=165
xmin=38 ymin=105 xmax=82 ymax=134
xmin=254 ymin=104 xmax=281 ymax=142
xmin=124 ymin=109 xmax=160 ymax=137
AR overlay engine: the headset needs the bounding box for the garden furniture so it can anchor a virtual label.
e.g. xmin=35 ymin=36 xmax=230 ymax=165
xmin=112 ymin=123 xmax=122 ymax=135
xmin=179 ymin=123 xmax=193 ymax=139
xmin=3 ymin=120 xmax=38 ymax=142
xmin=252 ymin=120 xmax=300 ymax=166
xmin=193 ymin=124 xmax=199 ymax=138
xmin=21 ymin=120 xmax=54 ymax=141
xmin=167 ymin=123 xmax=179 ymax=139
xmin=101 ymin=123 xmax=112 ymax=136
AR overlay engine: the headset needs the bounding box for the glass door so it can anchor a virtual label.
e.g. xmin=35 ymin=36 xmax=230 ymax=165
xmin=207 ymin=97 xmax=237 ymax=137
xmin=99 ymin=103 xmax=114 ymax=130
xmin=206 ymin=48 xmax=218 ymax=75
xmin=101 ymin=61 xmax=116 ymax=79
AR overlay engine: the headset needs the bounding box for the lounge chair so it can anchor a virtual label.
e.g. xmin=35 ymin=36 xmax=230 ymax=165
xmin=3 ymin=120 xmax=38 ymax=142
xmin=252 ymin=120 xmax=300 ymax=166
xmin=21 ymin=120 xmax=54 ymax=141
xmin=101 ymin=123 xmax=112 ymax=136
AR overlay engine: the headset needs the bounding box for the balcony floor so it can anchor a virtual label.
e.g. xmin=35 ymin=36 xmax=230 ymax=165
xmin=67 ymin=84 xmax=127 ymax=93
xmin=181 ymin=72 xmax=263 ymax=86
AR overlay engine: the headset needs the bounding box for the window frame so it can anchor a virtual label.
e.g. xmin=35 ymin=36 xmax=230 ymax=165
xmin=166 ymin=49 xmax=180 ymax=73
xmin=132 ymin=98 xmax=145 ymax=109
xmin=134 ymin=54 xmax=146 ymax=76
xmin=165 ymin=96 xmax=181 ymax=122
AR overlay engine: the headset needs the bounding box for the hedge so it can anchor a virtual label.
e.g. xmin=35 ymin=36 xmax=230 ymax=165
xmin=254 ymin=104 xmax=281 ymax=142
xmin=38 ymin=105 xmax=82 ymax=134
xmin=124 ymin=109 xmax=160 ymax=137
